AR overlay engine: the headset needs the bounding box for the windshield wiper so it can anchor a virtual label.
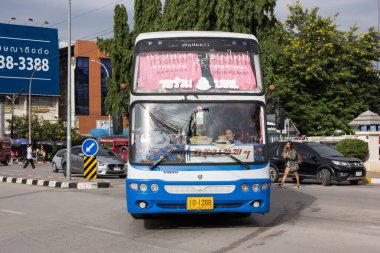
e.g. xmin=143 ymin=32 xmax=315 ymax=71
xmin=150 ymin=150 xmax=249 ymax=170
xmin=214 ymin=152 xmax=250 ymax=170
xmin=150 ymin=150 xmax=187 ymax=170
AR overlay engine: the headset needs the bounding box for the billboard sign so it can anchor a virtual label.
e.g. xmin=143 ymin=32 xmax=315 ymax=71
xmin=0 ymin=23 xmax=59 ymax=95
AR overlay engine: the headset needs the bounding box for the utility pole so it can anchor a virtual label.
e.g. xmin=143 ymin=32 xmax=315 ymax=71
xmin=6 ymin=88 xmax=24 ymax=139
xmin=66 ymin=0 xmax=72 ymax=180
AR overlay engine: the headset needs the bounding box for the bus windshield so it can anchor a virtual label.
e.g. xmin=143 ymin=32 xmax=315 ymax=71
xmin=133 ymin=38 xmax=262 ymax=94
xmin=130 ymin=102 xmax=266 ymax=165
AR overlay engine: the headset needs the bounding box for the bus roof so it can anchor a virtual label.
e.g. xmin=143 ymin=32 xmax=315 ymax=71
xmin=135 ymin=31 xmax=258 ymax=44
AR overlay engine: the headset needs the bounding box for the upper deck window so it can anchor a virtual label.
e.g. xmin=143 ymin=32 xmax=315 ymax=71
xmin=133 ymin=38 xmax=262 ymax=94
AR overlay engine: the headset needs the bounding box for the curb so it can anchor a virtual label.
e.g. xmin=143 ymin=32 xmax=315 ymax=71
xmin=0 ymin=176 xmax=110 ymax=189
xmin=10 ymin=161 xmax=50 ymax=165
xmin=362 ymin=178 xmax=380 ymax=184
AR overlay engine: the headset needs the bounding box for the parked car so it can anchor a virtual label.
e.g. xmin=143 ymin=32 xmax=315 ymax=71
xmin=61 ymin=145 xmax=127 ymax=178
xmin=51 ymin=149 xmax=66 ymax=172
xmin=269 ymin=141 xmax=366 ymax=186
xmin=0 ymin=138 xmax=11 ymax=165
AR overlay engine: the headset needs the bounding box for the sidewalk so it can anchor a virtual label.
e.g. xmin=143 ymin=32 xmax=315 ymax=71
xmin=0 ymin=164 xmax=111 ymax=189
xmin=363 ymin=171 xmax=380 ymax=184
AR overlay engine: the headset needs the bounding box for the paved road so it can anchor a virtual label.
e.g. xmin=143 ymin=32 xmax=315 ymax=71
xmin=1 ymin=169 xmax=379 ymax=253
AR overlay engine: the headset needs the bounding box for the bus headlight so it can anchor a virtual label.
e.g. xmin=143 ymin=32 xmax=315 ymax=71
xmin=151 ymin=184 xmax=159 ymax=192
xmin=252 ymin=184 xmax=260 ymax=191
xmin=139 ymin=184 xmax=148 ymax=192
xmin=130 ymin=183 xmax=138 ymax=190
xmin=241 ymin=183 xmax=249 ymax=192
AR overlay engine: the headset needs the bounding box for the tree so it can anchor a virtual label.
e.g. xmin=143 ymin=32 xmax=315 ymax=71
xmin=162 ymin=0 xmax=199 ymax=31
xmin=336 ymin=139 xmax=368 ymax=160
xmin=133 ymin=0 xmax=162 ymax=38
xmin=194 ymin=0 xmax=217 ymax=31
xmin=97 ymin=4 xmax=132 ymax=114
xmin=273 ymin=2 xmax=380 ymax=135
xmin=7 ymin=115 xmax=83 ymax=145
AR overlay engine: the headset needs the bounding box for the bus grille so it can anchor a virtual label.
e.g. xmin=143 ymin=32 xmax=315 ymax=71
xmin=164 ymin=185 xmax=235 ymax=194
xmin=156 ymin=203 xmax=243 ymax=209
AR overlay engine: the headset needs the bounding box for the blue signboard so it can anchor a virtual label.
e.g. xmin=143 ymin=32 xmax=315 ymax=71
xmin=0 ymin=23 xmax=59 ymax=95
xmin=82 ymin=139 xmax=99 ymax=156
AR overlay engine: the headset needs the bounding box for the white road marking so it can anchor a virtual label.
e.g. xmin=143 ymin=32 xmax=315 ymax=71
xmin=85 ymin=225 xmax=124 ymax=235
xmin=1 ymin=209 xmax=25 ymax=215
xmin=367 ymin=226 xmax=380 ymax=229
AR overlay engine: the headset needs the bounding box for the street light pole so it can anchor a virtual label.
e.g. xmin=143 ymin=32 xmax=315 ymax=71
xmin=90 ymin=59 xmax=111 ymax=137
xmin=28 ymin=65 xmax=41 ymax=144
xmin=6 ymin=88 xmax=23 ymax=139
xmin=67 ymin=0 xmax=72 ymax=180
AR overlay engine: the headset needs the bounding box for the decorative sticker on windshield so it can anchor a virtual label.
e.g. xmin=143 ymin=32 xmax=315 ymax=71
xmin=136 ymin=51 xmax=257 ymax=92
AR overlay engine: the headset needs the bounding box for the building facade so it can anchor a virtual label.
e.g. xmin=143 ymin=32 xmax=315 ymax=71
xmin=59 ymin=40 xmax=126 ymax=136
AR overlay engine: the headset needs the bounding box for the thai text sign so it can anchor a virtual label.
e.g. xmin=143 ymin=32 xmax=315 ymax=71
xmin=187 ymin=144 xmax=254 ymax=163
xmin=0 ymin=23 xmax=59 ymax=95
xmin=137 ymin=51 xmax=257 ymax=92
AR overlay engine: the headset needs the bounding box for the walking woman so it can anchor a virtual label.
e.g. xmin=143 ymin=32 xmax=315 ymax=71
xmin=278 ymin=141 xmax=301 ymax=188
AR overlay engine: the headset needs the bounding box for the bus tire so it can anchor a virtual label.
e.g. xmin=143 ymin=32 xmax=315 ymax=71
xmin=131 ymin=213 xmax=152 ymax=219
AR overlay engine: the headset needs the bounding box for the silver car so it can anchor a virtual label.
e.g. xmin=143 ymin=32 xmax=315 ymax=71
xmin=51 ymin=149 xmax=66 ymax=173
xmin=61 ymin=146 xmax=127 ymax=178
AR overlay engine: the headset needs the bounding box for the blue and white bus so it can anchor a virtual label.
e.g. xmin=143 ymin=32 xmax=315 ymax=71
xmin=126 ymin=31 xmax=270 ymax=219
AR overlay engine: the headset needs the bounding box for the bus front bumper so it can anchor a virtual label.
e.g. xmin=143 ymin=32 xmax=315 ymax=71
xmin=126 ymin=179 xmax=270 ymax=214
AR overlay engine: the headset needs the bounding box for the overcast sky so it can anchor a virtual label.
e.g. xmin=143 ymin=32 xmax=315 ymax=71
xmin=0 ymin=0 xmax=378 ymax=41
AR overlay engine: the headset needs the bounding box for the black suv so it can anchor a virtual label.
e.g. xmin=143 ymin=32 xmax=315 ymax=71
xmin=269 ymin=141 xmax=366 ymax=186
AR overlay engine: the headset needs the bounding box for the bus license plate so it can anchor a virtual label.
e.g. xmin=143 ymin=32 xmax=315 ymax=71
xmin=187 ymin=197 xmax=214 ymax=210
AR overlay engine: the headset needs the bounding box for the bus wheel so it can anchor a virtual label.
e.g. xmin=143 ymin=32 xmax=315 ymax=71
xmin=234 ymin=212 xmax=251 ymax=218
xmin=131 ymin=213 xmax=152 ymax=219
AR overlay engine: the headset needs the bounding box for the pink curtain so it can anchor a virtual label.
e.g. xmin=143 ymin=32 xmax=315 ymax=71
xmin=209 ymin=52 xmax=257 ymax=90
xmin=137 ymin=52 xmax=201 ymax=91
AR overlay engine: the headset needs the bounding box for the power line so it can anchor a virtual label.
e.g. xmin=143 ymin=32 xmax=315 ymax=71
xmin=48 ymin=0 xmax=123 ymax=28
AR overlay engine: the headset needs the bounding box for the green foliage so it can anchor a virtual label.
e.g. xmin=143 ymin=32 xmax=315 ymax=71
xmin=133 ymin=0 xmax=162 ymax=42
xmin=97 ymin=4 xmax=132 ymax=114
xmin=272 ymin=1 xmax=380 ymax=136
xmin=162 ymin=0 xmax=199 ymax=31
xmin=7 ymin=115 xmax=84 ymax=144
xmin=336 ymin=139 xmax=368 ymax=160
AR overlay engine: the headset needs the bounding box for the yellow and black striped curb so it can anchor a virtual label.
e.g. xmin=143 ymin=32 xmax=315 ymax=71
xmin=362 ymin=178 xmax=380 ymax=184
xmin=0 ymin=176 xmax=110 ymax=189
